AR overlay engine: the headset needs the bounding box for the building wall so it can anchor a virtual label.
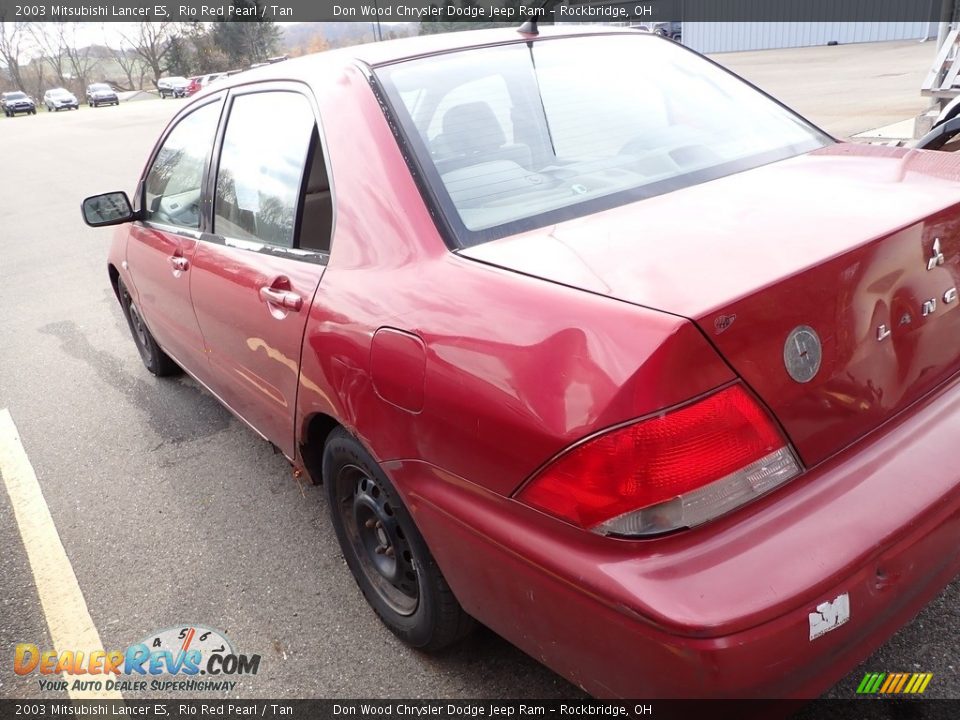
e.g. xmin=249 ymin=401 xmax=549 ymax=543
xmin=684 ymin=21 xmax=937 ymax=54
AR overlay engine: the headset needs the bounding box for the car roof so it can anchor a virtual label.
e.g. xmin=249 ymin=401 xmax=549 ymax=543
xmin=200 ymin=26 xmax=643 ymax=95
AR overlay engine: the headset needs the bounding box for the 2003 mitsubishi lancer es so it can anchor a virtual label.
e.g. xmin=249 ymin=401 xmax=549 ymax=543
xmin=82 ymin=26 xmax=960 ymax=698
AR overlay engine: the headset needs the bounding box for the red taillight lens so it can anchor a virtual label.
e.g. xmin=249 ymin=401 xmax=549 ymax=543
xmin=515 ymin=384 xmax=800 ymax=536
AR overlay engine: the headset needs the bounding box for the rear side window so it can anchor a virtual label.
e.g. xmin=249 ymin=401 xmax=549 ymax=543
xmin=145 ymin=101 xmax=222 ymax=230
xmin=213 ymin=91 xmax=316 ymax=248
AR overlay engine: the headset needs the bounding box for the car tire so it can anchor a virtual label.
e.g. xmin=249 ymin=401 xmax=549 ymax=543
xmin=118 ymin=280 xmax=181 ymax=377
xmin=323 ymin=428 xmax=474 ymax=652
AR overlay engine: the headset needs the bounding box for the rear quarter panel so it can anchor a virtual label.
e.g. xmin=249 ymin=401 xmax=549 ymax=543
xmin=296 ymin=62 xmax=735 ymax=496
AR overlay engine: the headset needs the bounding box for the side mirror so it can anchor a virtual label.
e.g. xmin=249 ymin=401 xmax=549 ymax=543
xmin=81 ymin=191 xmax=135 ymax=227
xmin=915 ymin=116 xmax=960 ymax=152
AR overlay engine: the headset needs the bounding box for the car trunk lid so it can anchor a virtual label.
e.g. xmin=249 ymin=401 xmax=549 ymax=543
xmin=460 ymin=144 xmax=960 ymax=466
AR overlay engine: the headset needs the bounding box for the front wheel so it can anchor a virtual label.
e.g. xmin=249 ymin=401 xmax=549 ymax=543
xmin=118 ymin=279 xmax=180 ymax=377
xmin=323 ymin=429 xmax=474 ymax=651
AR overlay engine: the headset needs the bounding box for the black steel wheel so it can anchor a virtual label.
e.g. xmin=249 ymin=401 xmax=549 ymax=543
xmin=323 ymin=428 xmax=474 ymax=651
xmin=117 ymin=279 xmax=180 ymax=377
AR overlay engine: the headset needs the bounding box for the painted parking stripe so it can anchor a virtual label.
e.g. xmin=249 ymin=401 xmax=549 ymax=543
xmin=0 ymin=408 xmax=122 ymax=700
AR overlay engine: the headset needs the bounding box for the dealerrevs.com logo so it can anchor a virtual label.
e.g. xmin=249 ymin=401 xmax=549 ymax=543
xmin=14 ymin=625 xmax=261 ymax=693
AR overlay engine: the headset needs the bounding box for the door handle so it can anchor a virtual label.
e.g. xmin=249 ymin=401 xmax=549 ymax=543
xmin=259 ymin=286 xmax=303 ymax=311
xmin=169 ymin=256 xmax=189 ymax=271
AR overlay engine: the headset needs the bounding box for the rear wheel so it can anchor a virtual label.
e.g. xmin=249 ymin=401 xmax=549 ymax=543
xmin=117 ymin=279 xmax=180 ymax=377
xmin=323 ymin=428 xmax=474 ymax=651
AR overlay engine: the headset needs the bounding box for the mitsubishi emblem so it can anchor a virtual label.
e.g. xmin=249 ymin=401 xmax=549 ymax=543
xmin=927 ymin=238 xmax=945 ymax=271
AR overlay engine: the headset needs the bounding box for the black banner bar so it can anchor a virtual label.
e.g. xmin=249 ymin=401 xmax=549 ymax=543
xmin=0 ymin=700 xmax=958 ymax=720
xmin=0 ymin=0 xmax=956 ymax=24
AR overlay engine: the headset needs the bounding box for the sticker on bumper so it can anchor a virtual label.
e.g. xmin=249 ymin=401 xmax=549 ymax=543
xmin=809 ymin=593 xmax=850 ymax=640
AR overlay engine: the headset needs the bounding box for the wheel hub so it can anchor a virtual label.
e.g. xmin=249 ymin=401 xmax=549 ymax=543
xmin=339 ymin=466 xmax=419 ymax=615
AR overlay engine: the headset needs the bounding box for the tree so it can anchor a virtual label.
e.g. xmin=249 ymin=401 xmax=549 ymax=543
xmin=178 ymin=21 xmax=232 ymax=74
xmin=22 ymin=56 xmax=49 ymax=101
xmin=0 ymin=18 xmax=29 ymax=91
xmin=212 ymin=1 xmax=281 ymax=67
xmin=60 ymin=23 xmax=100 ymax=90
xmin=28 ymin=22 xmax=68 ymax=87
xmin=120 ymin=17 xmax=181 ymax=85
xmin=111 ymin=40 xmax=149 ymax=91
xmin=165 ymin=35 xmax=193 ymax=77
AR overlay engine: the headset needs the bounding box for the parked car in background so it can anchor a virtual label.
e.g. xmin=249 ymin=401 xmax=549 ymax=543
xmin=157 ymin=76 xmax=189 ymax=98
xmin=43 ymin=88 xmax=79 ymax=112
xmin=2 ymin=91 xmax=36 ymax=116
xmin=185 ymin=73 xmax=227 ymax=96
xmin=80 ymin=26 xmax=960 ymax=699
xmin=86 ymin=83 xmax=119 ymax=107
xmin=631 ymin=21 xmax=682 ymax=41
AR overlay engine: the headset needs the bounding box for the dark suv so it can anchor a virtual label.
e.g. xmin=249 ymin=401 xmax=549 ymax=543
xmin=86 ymin=83 xmax=119 ymax=107
xmin=2 ymin=91 xmax=36 ymax=117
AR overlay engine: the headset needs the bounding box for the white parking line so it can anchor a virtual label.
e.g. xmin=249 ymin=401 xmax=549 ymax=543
xmin=0 ymin=408 xmax=122 ymax=700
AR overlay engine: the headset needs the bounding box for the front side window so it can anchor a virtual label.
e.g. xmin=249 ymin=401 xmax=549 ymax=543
xmin=213 ymin=91 xmax=316 ymax=248
xmin=376 ymin=35 xmax=832 ymax=246
xmin=144 ymin=101 xmax=222 ymax=230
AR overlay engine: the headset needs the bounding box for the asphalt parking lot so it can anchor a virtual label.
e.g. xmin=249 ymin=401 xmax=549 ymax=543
xmin=0 ymin=91 xmax=957 ymax=702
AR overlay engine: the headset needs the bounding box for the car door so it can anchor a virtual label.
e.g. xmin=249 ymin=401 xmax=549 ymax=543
xmin=126 ymin=97 xmax=224 ymax=375
xmin=189 ymin=85 xmax=331 ymax=457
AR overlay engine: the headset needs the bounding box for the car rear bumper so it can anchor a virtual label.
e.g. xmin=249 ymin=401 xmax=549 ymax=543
xmin=389 ymin=374 xmax=960 ymax=698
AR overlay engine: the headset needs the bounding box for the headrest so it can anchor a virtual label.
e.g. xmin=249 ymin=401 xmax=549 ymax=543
xmin=441 ymin=102 xmax=506 ymax=153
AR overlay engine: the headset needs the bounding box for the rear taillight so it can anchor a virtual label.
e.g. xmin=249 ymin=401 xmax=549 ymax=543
xmin=515 ymin=384 xmax=801 ymax=537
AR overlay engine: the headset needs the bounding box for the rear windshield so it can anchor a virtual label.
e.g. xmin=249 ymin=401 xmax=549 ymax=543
xmin=375 ymin=34 xmax=831 ymax=247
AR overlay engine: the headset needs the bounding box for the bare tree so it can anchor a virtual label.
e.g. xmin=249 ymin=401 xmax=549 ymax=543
xmin=111 ymin=40 xmax=147 ymax=91
xmin=28 ymin=22 xmax=68 ymax=88
xmin=120 ymin=18 xmax=181 ymax=86
xmin=23 ymin=56 xmax=48 ymax=101
xmin=60 ymin=23 xmax=99 ymax=90
xmin=0 ymin=18 xmax=30 ymax=91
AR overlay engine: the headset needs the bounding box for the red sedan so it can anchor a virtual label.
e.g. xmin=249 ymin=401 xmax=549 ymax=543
xmin=81 ymin=26 xmax=960 ymax=698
